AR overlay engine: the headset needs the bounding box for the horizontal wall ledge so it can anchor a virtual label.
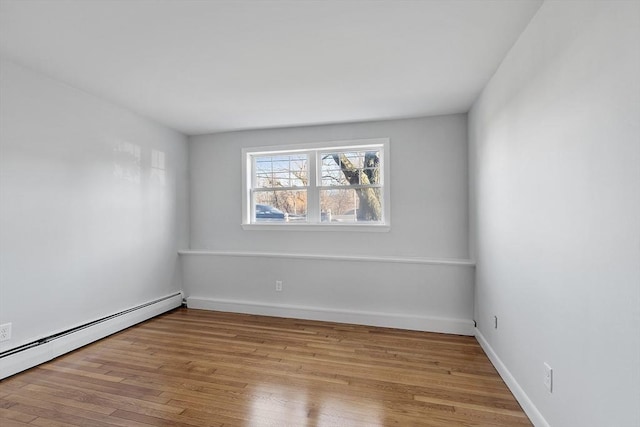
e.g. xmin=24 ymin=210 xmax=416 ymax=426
xmin=178 ymin=250 xmax=475 ymax=267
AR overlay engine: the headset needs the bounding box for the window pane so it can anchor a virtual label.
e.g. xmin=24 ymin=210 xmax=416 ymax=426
xmin=320 ymin=150 xmax=380 ymax=187
xmin=254 ymin=190 xmax=307 ymax=222
xmin=320 ymin=188 xmax=382 ymax=223
xmin=255 ymin=154 xmax=307 ymax=188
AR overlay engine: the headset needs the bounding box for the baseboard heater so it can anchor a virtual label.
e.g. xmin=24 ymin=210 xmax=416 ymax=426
xmin=0 ymin=292 xmax=183 ymax=379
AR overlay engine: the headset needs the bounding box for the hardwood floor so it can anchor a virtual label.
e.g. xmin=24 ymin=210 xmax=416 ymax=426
xmin=0 ymin=308 xmax=531 ymax=426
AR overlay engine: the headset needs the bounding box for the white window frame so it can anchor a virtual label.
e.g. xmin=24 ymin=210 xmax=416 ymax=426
xmin=242 ymin=138 xmax=390 ymax=232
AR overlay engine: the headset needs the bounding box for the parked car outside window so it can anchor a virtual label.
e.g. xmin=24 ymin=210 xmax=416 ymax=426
xmin=255 ymin=204 xmax=286 ymax=221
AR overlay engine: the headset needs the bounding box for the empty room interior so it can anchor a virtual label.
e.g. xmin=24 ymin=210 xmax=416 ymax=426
xmin=0 ymin=1 xmax=639 ymax=426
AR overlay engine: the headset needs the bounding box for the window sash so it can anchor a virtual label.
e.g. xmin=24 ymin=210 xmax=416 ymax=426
xmin=252 ymin=153 xmax=309 ymax=189
xmin=318 ymin=147 xmax=383 ymax=188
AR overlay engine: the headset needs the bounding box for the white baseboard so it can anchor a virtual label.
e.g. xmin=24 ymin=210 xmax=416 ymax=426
xmin=475 ymin=329 xmax=549 ymax=427
xmin=0 ymin=292 xmax=183 ymax=379
xmin=187 ymin=296 xmax=475 ymax=336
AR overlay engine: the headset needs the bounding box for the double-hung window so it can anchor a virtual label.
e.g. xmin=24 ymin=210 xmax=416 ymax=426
xmin=242 ymin=138 xmax=389 ymax=231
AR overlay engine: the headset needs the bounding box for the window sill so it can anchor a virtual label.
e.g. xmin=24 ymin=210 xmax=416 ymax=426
xmin=241 ymin=223 xmax=391 ymax=232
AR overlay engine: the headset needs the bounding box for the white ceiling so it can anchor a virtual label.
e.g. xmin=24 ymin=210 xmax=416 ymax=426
xmin=0 ymin=0 xmax=542 ymax=135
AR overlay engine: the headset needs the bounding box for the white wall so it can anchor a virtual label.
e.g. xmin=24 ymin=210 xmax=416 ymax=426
xmin=469 ymin=2 xmax=640 ymax=426
xmin=0 ymin=59 xmax=189 ymax=353
xmin=184 ymin=116 xmax=475 ymax=334
xmin=190 ymin=116 xmax=469 ymax=258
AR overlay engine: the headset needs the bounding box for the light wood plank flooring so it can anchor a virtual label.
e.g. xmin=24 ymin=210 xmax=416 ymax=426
xmin=0 ymin=308 xmax=531 ymax=426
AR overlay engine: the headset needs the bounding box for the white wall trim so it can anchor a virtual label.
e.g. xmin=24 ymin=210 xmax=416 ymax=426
xmin=475 ymin=329 xmax=549 ymax=427
xmin=178 ymin=250 xmax=476 ymax=267
xmin=0 ymin=293 xmax=183 ymax=380
xmin=187 ymin=296 xmax=475 ymax=336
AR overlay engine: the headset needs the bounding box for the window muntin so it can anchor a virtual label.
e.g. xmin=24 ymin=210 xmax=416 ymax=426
xmin=243 ymin=139 xmax=389 ymax=228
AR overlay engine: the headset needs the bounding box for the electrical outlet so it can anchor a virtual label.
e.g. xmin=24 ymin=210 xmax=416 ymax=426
xmin=544 ymin=362 xmax=553 ymax=393
xmin=493 ymin=315 xmax=498 ymax=329
xmin=0 ymin=323 xmax=11 ymax=342
xmin=275 ymin=280 xmax=283 ymax=292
